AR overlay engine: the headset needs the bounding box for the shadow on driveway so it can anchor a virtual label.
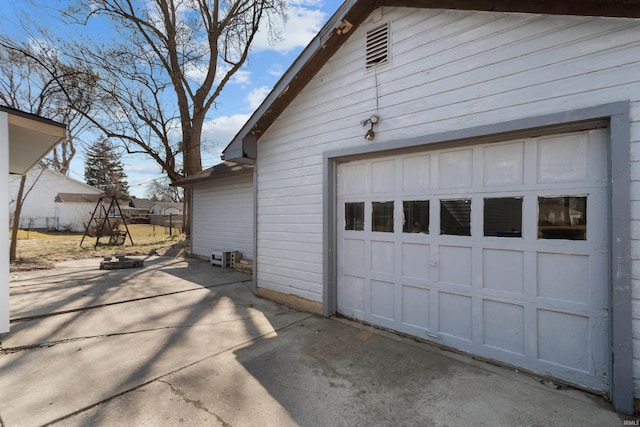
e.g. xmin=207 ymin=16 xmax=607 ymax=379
xmin=0 ymin=256 xmax=628 ymax=426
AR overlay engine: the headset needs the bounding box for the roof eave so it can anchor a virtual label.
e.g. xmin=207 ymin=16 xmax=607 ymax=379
xmin=222 ymin=0 xmax=371 ymax=162
xmin=172 ymin=164 xmax=253 ymax=187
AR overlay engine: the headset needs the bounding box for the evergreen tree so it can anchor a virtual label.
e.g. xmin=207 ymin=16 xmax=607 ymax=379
xmin=84 ymin=138 xmax=129 ymax=198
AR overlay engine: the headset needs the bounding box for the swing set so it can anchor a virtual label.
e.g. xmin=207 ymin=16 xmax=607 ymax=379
xmin=80 ymin=196 xmax=134 ymax=249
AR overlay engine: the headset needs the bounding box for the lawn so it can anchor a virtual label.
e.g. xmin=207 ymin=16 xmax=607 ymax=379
xmin=10 ymin=224 xmax=187 ymax=271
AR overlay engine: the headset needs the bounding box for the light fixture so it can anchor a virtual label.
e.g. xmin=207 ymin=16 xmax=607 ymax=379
xmin=361 ymin=114 xmax=380 ymax=140
xmin=360 ymin=115 xmax=380 ymax=126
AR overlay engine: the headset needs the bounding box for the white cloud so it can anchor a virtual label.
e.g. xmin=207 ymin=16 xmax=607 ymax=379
xmin=252 ymin=4 xmax=327 ymax=54
xmin=199 ymin=114 xmax=252 ymax=163
xmin=268 ymin=64 xmax=284 ymax=77
xmin=246 ymin=86 xmax=271 ymax=110
xmin=125 ymin=163 xmax=163 ymax=175
xmin=231 ymin=69 xmax=252 ymax=84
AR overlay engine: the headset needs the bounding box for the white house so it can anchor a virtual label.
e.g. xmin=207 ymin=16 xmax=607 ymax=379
xmin=149 ymin=201 xmax=183 ymax=215
xmin=2 ymin=105 xmax=66 ymax=333
xmin=176 ymin=161 xmax=254 ymax=260
xmin=53 ymin=193 xmax=105 ymax=232
xmin=9 ymin=166 xmax=103 ymax=231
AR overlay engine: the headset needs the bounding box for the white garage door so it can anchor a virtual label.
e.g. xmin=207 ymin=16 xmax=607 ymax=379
xmin=337 ymin=129 xmax=610 ymax=392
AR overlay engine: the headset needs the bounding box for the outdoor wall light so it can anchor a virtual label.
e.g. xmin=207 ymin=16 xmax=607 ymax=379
xmin=360 ymin=115 xmax=379 ymax=126
xmin=361 ymin=115 xmax=379 ymax=140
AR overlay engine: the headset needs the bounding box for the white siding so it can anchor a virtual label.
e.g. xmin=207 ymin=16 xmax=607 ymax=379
xmin=255 ymin=7 xmax=640 ymax=389
xmin=191 ymin=173 xmax=254 ymax=260
xmin=57 ymin=203 xmax=98 ymax=232
xmin=9 ymin=167 xmax=102 ymax=230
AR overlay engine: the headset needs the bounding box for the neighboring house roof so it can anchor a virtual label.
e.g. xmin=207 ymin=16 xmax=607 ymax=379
xmin=172 ymin=161 xmax=253 ymax=186
xmin=54 ymin=193 xmax=105 ymax=203
xmin=150 ymin=202 xmax=183 ymax=212
xmin=128 ymin=197 xmax=155 ymax=209
xmin=1 ymin=105 xmax=66 ymax=175
xmin=221 ymin=0 xmax=640 ymax=163
xmin=28 ymin=165 xmax=104 ymax=194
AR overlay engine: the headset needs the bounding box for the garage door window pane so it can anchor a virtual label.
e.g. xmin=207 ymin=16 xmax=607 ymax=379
xmin=372 ymin=201 xmax=394 ymax=232
xmin=538 ymin=196 xmax=587 ymax=240
xmin=484 ymin=197 xmax=522 ymax=237
xmin=403 ymin=200 xmax=429 ymax=233
xmin=440 ymin=199 xmax=471 ymax=236
xmin=345 ymin=202 xmax=364 ymax=231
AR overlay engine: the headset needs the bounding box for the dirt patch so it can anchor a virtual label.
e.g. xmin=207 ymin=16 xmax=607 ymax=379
xmin=9 ymin=258 xmax=55 ymax=272
xmin=152 ymin=240 xmax=190 ymax=257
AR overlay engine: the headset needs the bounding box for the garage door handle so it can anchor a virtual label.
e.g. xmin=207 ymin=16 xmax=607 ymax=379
xmin=429 ymin=261 xmax=439 ymax=266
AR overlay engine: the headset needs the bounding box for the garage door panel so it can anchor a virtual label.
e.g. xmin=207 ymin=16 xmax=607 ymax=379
xmin=336 ymin=129 xmax=610 ymax=392
xmin=371 ymin=160 xmax=396 ymax=194
xmin=439 ymin=149 xmax=473 ymax=189
xmin=537 ymin=252 xmax=589 ymax=304
xmin=537 ymin=309 xmax=590 ymax=372
xmin=339 ymin=274 xmax=365 ymax=315
xmin=401 ymin=243 xmax=430 ymax=279
xmin=483 ymin=300 xmax=525 ymax=355
xmin=483 ymin=249 xmax=524 ymax=294
xmin=371 ymin=240 xmax=394 ymax=275
xmin=341 ymin=163 xmax=367 ymax=195
xmin=370 ymin=279 xmax=395 ymax=321
xmin=403 ymin=155 xmax=431 ymax=192
xmin=439 ymin=292 xmax=473 ymax=341
xmin=401 ymin=285 xmax=430 ymax=330
xmin=342 ymin=238 xmax=365 ymax=273
xmin=537 ymin=134 xmax=589 ymax=183
xmin=483 ymin=141 xmax=525 ymax=187
xmin=439 ymin=245 xmax=472 ymax=286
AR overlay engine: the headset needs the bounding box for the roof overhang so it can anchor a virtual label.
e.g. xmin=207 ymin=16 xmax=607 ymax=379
xmin=172 ymin=161 xmax=253 ymax=187
xmin=221 ymin=0 xmax=640 ymax=163
xmin=2 ymin=106 xmax=67 ymax=175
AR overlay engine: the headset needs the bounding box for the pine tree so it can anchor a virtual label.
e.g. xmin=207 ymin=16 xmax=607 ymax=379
xmin=84 ymin=138 xmax=129 ymax=198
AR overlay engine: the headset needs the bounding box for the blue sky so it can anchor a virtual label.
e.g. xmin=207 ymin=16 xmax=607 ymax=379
xmin=0 ymin=0 xmax=344 ymax=197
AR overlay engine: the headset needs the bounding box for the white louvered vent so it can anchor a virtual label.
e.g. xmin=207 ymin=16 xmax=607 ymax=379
xmin=365 ymin=23 xmax=389 ymax=69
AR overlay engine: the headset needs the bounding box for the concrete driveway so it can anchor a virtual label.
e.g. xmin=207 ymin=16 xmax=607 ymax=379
xmin=0 ymin=256 xmax=629 ymax=426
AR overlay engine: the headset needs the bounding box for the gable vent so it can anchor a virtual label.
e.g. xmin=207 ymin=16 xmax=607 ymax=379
xmin=365 ymin=23 xmax=389 ymax=69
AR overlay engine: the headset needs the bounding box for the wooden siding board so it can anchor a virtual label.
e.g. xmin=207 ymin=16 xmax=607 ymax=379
xmin=257 ymin=267 xmax=323 ymax=292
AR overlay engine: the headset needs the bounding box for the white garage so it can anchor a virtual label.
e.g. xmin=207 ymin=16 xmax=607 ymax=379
xmin=217 ymin=1 xmax=636 ymax=413
xmin=176 ymin=161 xmax=254 ymax=261
xmin=336 ymin=129 xmax=610 ymax=392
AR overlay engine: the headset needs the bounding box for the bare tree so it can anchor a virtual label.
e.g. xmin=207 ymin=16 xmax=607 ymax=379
xmin=0 ymin=43 xmax=97 ymax=260
xmin=66 ymin=0 xmax=285 ymax=174
xmin=145 ymin=177 xmax=184 ymax=203
xmin=8 ymin=166 xmax=48 ymax=261
xmin=0 ymin=44 xmax=94 ymax=175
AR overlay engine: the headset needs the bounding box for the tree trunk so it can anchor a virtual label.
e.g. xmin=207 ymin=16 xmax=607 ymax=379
xmin=9 ymin=175 xmax=26 ymax=261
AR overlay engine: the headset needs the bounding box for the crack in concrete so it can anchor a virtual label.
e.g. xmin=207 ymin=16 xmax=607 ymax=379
xmin=158 ymin=379 xmax=230 ymax=427
xmin=2 ymin=311 xmax=289 ymax=355
xmin=9 ymin=279 xmax=253 ymax=324
xmin=39 ymin=314 xmax=314 ymax=426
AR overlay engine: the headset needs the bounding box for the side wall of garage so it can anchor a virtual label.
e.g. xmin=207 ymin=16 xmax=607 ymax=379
xmin=191 ymin=173 xmax=254 ymax=261
xmin=254 ymin=7 xmax=640 ymax=401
